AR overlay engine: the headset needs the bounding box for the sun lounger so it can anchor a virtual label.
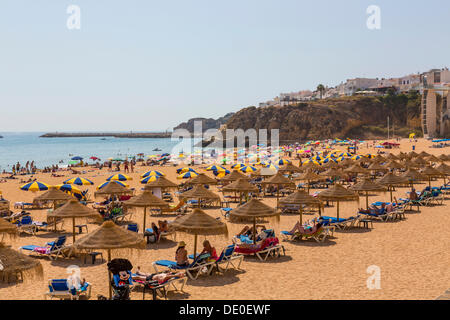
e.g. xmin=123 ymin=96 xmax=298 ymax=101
xmin=214 ymin=244 xmax=243 ymax=272
xmin=281 ymin=226 xmax=329 ymax=243
xmin=234 ymin=237 xmax=285 ymax=262
xmin=14 ymin=216 xmax=37 ymax=235
xmin=44 ymin=279 xmax=91 ymax=300
xmin=152 ymin=253 xmax=215 ymax=280
xmin=132 ymin=273 xmax=187 ymax=300
xmin=145 ymin=228 xmax=175 ymax=243
xmin=126 ymin=223 xmax=139 ymax=233
xmin=20 ymin=236 xmax=70 ymax=260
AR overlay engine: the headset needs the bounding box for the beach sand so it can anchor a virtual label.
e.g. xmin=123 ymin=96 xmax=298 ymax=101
xmin=0 ymin=138 xmax=448 ymax=300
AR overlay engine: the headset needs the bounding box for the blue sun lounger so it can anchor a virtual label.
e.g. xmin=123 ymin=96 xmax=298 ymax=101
xmin=152 ymin=253 xmax=214 ymax=280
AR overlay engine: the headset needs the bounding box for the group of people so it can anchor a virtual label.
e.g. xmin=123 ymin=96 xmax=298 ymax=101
xmin=10 ymin=161 xmax=37 ymax=175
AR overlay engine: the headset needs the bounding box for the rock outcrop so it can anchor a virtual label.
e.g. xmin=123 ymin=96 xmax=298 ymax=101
xmin=173 ymin=113 xmax=235 ymax=133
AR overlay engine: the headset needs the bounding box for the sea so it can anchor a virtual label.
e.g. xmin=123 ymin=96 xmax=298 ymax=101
xmin=0 ymin=132 xmax=198 ymax=171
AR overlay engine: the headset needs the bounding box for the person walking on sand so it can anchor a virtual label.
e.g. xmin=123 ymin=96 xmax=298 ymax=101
xmin=124 ymin=160 xmax=129 ymax=173
xmin=130 ymin=161 xmax=134 ymax=173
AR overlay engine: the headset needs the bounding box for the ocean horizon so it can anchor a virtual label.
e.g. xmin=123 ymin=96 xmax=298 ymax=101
xmin=0 ymin=132 xmax=191 ymax=171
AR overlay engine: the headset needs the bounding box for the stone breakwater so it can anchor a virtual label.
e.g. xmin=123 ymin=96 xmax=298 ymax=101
xmin=40 ymin=132 xmax=172 ymax=138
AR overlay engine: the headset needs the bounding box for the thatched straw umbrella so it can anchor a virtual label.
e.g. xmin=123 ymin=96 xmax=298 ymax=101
xmin=171 ymin=208 xmax=228 ymax=258
xmin=299 ymin=161 xmax=319 ymax=171
xmin=401 ymin=168 xmax=427 ymax=189
xmin=349 ymin=178 xmax=386 ymax=209
xmin=220 ymin=170 xmax=249 ymax=183
xmin=0 ymin=218 xmax=18 ymax=240
xmin=413 ymin=157 xmax=428 ymax=167
xmin=278 ymin=163 xmax=302 ymax=175
xmin=144 ymin=176 xmax=178 ymax=192
xmin=386 ymin=153 xmax=399 ymax=161
xmin=223 ymin=179 xmax=258 ymax=205
xmin=385 ymin=160 xmax=404 ymax=171
xmin=74 ymin=221 xmax=146 ymax=298
xmin=421 ymin=166 xmax=444 ymax=188
xmin=426 ymin=155 xmax=440 ymax=163
xmin=0 ymin=243 xmax=43 ymax=283
xmin=371 ymin=155 xmax=386 ymax=164
xmin=33 ymin=187 xmax=73 ymax=210
xmin=123 ymin=191 xmax=169 ymax=234
xmin=94 ymin=180 xmax=132 ymax=199
xmin=402 ymin=159 xmax=419 ymax=169
xmin=228 ymin=199 xmax=278 ymax=244
xmin=251 ymin=167 xmax=277 ymax=179
xmin=279 ymin=190 xmax=322 ymax=224
xmin=317 ymin=184 xmax=359 ymax=220
xmin=261 ymin=172 xmax=296 ymax=204
xmin=181 ymin=185 xmax=220 ymax=207
xmin=344 ymin=164 xmax=369 ymax=182
xmin=188 ymin=173 xmax=217 ymax=185
xmin=320 ymin=168 xmax=346 ymax=182
xmin=48 ymin=199 xmax=102 ymax=243
xmin=438 ymin=154 xmax=449 ymax=162
xmin=368 ymin=162 xmax=388 ymax=173
xmin=418 ymin=151 xmax=430 ymax=158
xmin=322 ymin=161 xmax=341 ymax=169
xmin=408 ymin=151 xmax=419 ymax=158
xmin=376 ymin=173 xmax=409 ymax=202
xmin=295 ymin=170 xmax=322 ymax=194
xmin=436 ymin=163 xmax=450 ymax=185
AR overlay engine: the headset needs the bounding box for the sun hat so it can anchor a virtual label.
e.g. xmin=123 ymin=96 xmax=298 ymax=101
xmin=178 ymin=241 xmax=186 ymax=247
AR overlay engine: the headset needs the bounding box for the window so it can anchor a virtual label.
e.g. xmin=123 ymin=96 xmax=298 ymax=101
xmin=434 ymin=72 xmax=441 ymax=83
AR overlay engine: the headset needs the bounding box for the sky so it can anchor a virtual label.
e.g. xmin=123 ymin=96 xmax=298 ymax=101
xmin=0 ymin=0 xmax=449 ymax=132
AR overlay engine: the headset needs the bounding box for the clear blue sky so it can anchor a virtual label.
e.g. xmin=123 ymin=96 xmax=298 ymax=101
xmin=0 ymin=0 xmax=449 ymax=132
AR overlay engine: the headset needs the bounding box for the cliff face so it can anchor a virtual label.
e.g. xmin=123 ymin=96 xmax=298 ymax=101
xmin=222 ymin=95 xmax=422 ymax=141
xmin=173 ymin=113 xmax=234 ymax=133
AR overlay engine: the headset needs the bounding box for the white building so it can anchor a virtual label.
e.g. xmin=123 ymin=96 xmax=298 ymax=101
xmin=421 ymin=68 xmax=450 ymax=138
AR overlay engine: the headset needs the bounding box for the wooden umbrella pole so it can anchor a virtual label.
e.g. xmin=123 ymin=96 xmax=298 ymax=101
xmin=193 ymin=234 xmax=198 ymax=260
xmin=253 ymin=217 xmax=256 ymax=245
xmin=299 ymin=205 xmax=303 ymax=225
xmin=366 ymin=191 xmax=369 ymax=210
xmin=72 ymin=217 xmax=76 ymax=244
xmin=429 ymin=177 xmax=431 ymax=189
xmin=108 ymin=250 xmax=112 ymax=299
xmin=143 ymin=207 xmax=147 ymax=236
xmin=390 ymin=188 xmax=393 ymax=203
xmin=337 ymin=201 xmax=340 ymax=220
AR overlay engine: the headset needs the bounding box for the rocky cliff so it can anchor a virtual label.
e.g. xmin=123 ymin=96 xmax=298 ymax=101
xmin=173 ymin=112 xmax=235 ymax=133
xmin=222 ymin=94 xmax=422 ymax=141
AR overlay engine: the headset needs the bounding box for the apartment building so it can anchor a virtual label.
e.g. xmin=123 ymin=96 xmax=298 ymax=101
xmin=421 ymin=68 xmax=450 ymax=138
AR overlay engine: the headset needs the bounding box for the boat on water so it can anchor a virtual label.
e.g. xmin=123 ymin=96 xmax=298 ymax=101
xmin=153 ymin=148 xmax=162 ymax=151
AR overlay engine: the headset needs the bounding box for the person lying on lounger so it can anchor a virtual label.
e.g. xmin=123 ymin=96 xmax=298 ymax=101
xmin=133 ymin=267 xmax=185 ymax=283
xmin=288 ymin=219 xmax=323 ymax=235
xmin=359 ymin=202 xmax=386 ymax=215
xmin=236 ymin=225 xmax=267 ymax=240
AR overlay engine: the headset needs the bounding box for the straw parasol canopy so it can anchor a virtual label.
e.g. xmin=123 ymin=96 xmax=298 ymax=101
xmin=223 ymin=178 xmax=258 ymax=204
xmin=322 ymin=161 xmax=341 ymax=169
xmin=48 ymin=199 xmax=102 ymax=243
xmin=296 ymin=170 xmax=322 ymax=194
xmin=426 ymin=155 xmax=440 ymax=163
xmin=299 ymin=161 xmax=319 ymax=171
xmin=413 ymin=157 xmax=428 ymax=166
xmin=436 ymin=163 xmax=450 ymax=175
xmin=279 ymin=190 xmax=323 ymax=224
xmin=317 ymin=184 xmax=359 ymax=219
xmin=349 ymin=178 xmax=386 ymax=209
xmin=171 ymin=208 xmax=228 ymax=257
xmin=0 ymin=243 xmax=43 ymax=283
xmin=33 ymin=187 xmax=73 ymax=209
xmin=0 ymin=218 xmax=18 ymax=239
xmin=344 ymin=164 xmax=370 ymax=179
xmin=418 ymin=151 xmax=430 ymax=158
xmin=376 ymin=173 xmax=409 ymax=202
xmin=320 ymin=168 xmax=346 ymax=181
xmin=181 ymin=185 xmax=220 ymax=207
xmin=229 ymin=199 xmax=278 ymax=244
xmin=421 ymin=166 xmax=444 ymax=188
xmin=74 ymin=220 xmax=146 ymax=298
xmin=94 ymin=180 xmax=132 ymax=198
xmin=143 ymin=176 xmax=178 ymax=190
xmin=260 ymin=172 xmax=296 ymax=203
xmin=385 ymin=160 xmax=404 ymax=170
xmin=123 ymin=191 xmax=170 ymax=233
xmin=187 ymin=173 xmax=217 ymax=185
xmin=278 ymin=163 xmax=302 ymax=174
xmin=402 ymin=159 xmax=418 ymax=169
xmin=386 ymin=153 xmax=399 ymax=161
xmin=401 ymin=168 xmax=427 ymax=188
xmin=368 ymin=162 xmax=388 ymax=172
xmin=438 ymin=154 xmax=449 ymax=162
xmin=220 ymin=170 xmax=249 ymax=182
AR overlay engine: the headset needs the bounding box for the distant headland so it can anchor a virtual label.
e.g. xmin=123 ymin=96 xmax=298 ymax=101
xmin=40 ymin=132 xmax=172 ymax=138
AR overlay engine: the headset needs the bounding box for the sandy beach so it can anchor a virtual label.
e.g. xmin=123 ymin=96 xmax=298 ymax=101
xmin=0 ymin=138 xmax=449 ymax=300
